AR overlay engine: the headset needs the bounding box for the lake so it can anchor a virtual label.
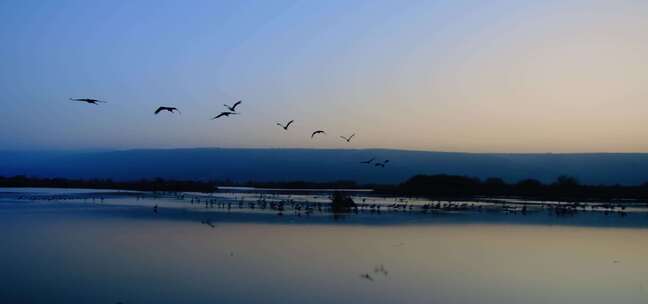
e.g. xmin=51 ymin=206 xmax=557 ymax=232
xmin=1 ymin=188 xmax=648 ymax=304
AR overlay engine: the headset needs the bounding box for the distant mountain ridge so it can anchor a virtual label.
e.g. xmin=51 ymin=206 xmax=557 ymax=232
xmin=2 ymin=148 xmax=648 ymax=185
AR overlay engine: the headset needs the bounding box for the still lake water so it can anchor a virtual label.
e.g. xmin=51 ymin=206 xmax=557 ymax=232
xmin=2 ymin=188 xmax=648 ymax=304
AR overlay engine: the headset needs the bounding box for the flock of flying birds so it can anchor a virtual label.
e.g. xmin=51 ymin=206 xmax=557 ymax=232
xmin=68 ymin=97 xmax=390 ymax=167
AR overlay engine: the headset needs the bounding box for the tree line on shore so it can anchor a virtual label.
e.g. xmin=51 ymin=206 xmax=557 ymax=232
xmin=0 ymin=175 xmax=216 ymax=193
xmin=387 ymin=174 xmax=648 ymax=201
xmin=2 ymin=174 xmax=648 ymax=200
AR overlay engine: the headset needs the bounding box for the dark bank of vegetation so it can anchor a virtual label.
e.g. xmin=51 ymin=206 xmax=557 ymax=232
xmin=241 ymin=180 xmax=362 ymax=189
xmin=3 ymin=174 xmax=648 ymax=201
xmin=383 ymin=174 xmax=648 ymax=201
xmin=0 ymin=175 xmax=362 ymax=192
xmin=0 ymin=175 xmax=216 ymax=193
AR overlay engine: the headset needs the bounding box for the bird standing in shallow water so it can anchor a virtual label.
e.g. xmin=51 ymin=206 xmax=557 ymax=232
xmin=69 ymin=98 xmax=107 ymax=105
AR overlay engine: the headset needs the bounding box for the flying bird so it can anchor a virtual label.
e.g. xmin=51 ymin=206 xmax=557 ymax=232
xmin=360 ymin=157 xmax=375 ymax=164
xmin=224 ymin=100 xmax=242 ymax=112
xmin=276 ymin=120 xmax=294 ymax=130
xmin=375 ymin=160 xmax=390 ymax=168
xmin=311 ymin=130 xmax=326 ymax=138
xmin=211 ymin=112 xmax=238 ymax=119
xmin=154 ymin=106 xmax=180 ymax=115
xmin=69 ymin=98 xmax=106 ymax=105
xmin=340 ymin=133 xmax=355 ymax=143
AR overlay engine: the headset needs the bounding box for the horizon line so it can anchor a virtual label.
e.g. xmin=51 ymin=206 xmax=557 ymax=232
xmin=4 ymin=146 xmax=648 ymax=155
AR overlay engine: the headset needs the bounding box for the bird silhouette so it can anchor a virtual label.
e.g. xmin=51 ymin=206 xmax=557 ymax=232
xmin=211 ymin=112 xmax=238 ymax=119
xmin=276 ymin=120 xmax=294 ymax=130
xmin=69 ymin=98 xmax=107 ymax=105
xmin=154 ymin=106 xmax=180 ymax=114
xmin=311 ymin=130 xmax=326 ymax=138
xmin=374 ymin=264 xmax=388 ymax=276
xmin=201 ymin=219 xmax=215 ymax=228
xmin=224 ymin=100 xmax=242 ymax=112
xmin=340 ymin=133 xmax=355 ymax=143
xmin=375 ymin=160 xmax=390 ymax=167
xmin=360 ymin=157 xmax=375 ymax=164
xmin=360 ymin=273 xmax=374 ymax=281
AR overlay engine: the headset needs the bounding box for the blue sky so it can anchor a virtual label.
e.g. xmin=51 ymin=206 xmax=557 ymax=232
xmin=2 ymin=0 xmax=648 ymax=152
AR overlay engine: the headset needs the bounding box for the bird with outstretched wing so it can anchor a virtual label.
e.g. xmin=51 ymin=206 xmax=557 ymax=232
xmin=340 ymin=133 xmax=355 ymax=143
xmin=69 ymin=98 xmax=107 ymax=105
xmin=154 ymin=106 xmax=180 ymax=115
xmin=224 ymin=100 xmax=242 ymax=112
xmin=211 ymin=112 xmax=238 ymax=119
xmin=311 ymin=130 xmax=326 ymax=138
xmin=277 ymin=120 xmax=294 ymax=130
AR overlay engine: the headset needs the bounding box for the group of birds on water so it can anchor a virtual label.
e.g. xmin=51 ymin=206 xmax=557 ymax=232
xmin=15 ymin=191 xmax=638 ymax=223
xmin=141 ymin=191 xmax=638 ymax=221
xmin=69 ymin=97 xmax=390 ymax=167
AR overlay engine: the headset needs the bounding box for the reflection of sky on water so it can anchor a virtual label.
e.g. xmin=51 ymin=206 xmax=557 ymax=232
xmin=2 ymin=188 xmax=648 ymax=303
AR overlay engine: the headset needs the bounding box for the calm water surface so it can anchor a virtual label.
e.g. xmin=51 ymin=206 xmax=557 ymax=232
xmin=1 ymin=188 xmax=648 ymax=304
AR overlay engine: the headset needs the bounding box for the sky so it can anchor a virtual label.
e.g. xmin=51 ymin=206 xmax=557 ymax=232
xmin=1 ymin=0 xmax=647 ymax=153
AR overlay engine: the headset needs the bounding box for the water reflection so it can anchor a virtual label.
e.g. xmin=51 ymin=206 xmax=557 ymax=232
xmin=1 ymin=188 xmax=648 ymax=303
